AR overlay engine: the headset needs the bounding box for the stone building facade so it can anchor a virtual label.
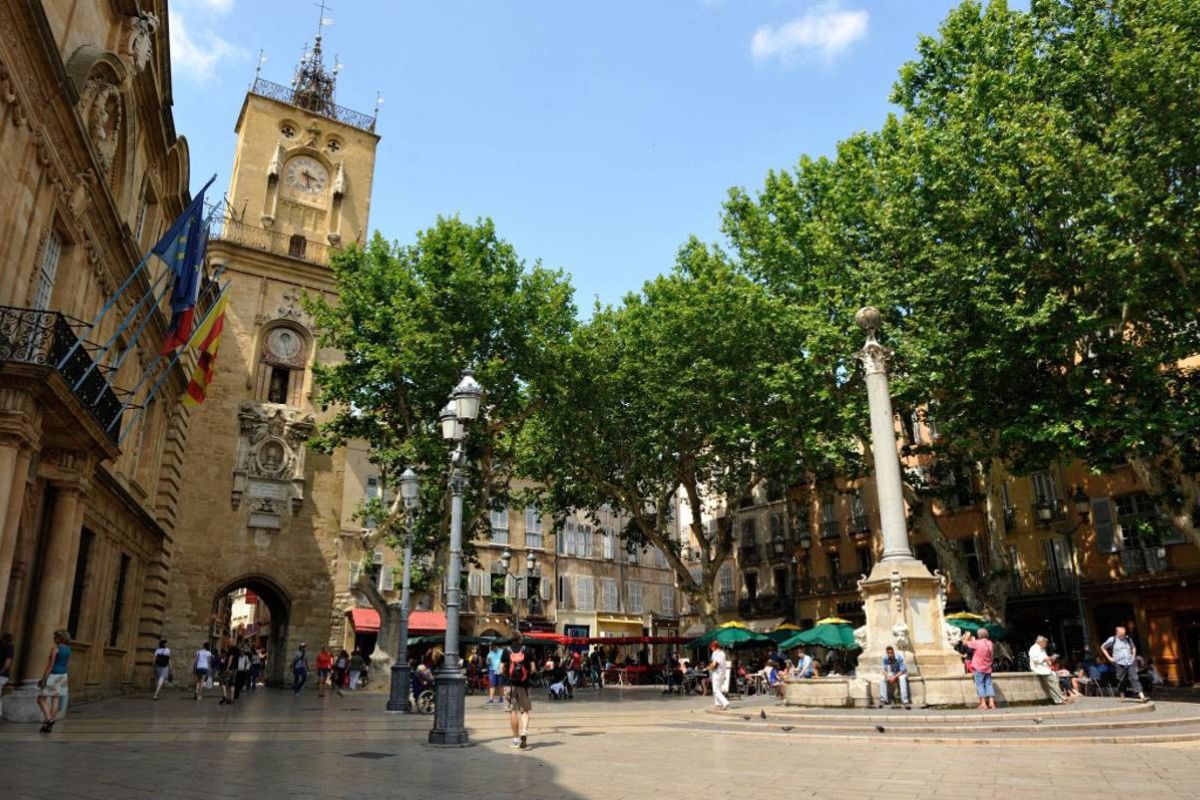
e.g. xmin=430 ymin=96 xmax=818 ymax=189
xmin=160 ymin=31 xmax=379 ymax=683
xmin=0 ymin=0 xmax=195 ymax=718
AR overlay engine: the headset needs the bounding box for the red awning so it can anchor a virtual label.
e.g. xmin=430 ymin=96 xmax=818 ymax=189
xmin=408 ymin=611 xmax=447 ymax=633
xmin=345 ymin=609 xmax=448 ymax=635
xmin=348 ymin=608 xmax=380 ymax=633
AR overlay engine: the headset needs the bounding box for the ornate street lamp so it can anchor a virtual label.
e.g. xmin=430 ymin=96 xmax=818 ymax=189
xmin=429 ymin=368 xmax=484 ymax=747
xmin=386 ymin=468 xmax=420 ymax=713
xmin=1062 ymin=485 xmax=1094 ymax=660
xmin=1071 ymin=485 xmax=1090 ymax=516
xmin=499 ymin=547 xmax=537 ymax=635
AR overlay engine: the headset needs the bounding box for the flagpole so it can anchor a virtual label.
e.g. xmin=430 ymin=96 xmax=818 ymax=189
xmin=116 ymin=281 xmax=229 ymax=443
xmin=74 ymin=267 xmax=173 ymax=391
xmin=57 ymin=174 xmax=217 ymax=371
xmin=116 ymin=268 xmax=225 ymax=415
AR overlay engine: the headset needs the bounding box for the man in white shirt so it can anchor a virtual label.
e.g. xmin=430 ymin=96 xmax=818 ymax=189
xmin=1028 ymin=635 xmax=1067 ymax=704
xmin=706 ymin=641 xmax=730 ymax=711
xmin=193 ymin=642 xmax=212 ymax=700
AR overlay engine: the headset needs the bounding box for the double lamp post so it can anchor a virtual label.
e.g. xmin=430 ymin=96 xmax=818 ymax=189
xmin=381 ymin=368 xmax=482 ymax=748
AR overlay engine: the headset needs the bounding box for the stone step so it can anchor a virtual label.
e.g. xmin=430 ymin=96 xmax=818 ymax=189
xmin=690 ymin=712 xmax=1200 ymax=736
xmin=731 ymin=698 xmax=1157 ymax=724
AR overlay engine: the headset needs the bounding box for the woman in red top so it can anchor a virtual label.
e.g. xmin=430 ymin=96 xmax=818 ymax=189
xmin=316 ymin=646 xmax=334 ymax=697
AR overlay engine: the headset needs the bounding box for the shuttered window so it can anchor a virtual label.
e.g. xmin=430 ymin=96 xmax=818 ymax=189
xmin=575 ymin=576 xmax=595 ymax=611
xmin=1092 ymin=497 xmax=1118 ymax=553
xmin=34 ymin=229 xmax=62 ymax=310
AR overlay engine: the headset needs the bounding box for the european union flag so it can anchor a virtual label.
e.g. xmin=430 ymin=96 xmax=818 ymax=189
xmin=155 ymin=178 xmax=213 ymax=353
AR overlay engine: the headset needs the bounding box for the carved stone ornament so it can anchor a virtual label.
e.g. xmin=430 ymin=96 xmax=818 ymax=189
xmin=331 ymin=161 xmax=346 ymax=197
xmin=853 ymin=625 xmax=868 ymax=650
xmin=231 ymin=402 xmax=315 ymax=515
xmin=275 ymin=287 xmax=307 ymax=323
xmin=267 ymin=141 xmax=285 ymax=180
xmin=126 ymin=13 xmax=160 ymax=71
xmin=78 ymin=77 xmax=122 ymax=173
xmin=891 ymin=621 xmax=912 ymax=652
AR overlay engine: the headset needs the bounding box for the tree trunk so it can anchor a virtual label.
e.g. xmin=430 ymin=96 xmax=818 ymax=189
xmin=976 ymin=458 xmax=1013 ymax=619
xmin=356 ymin=570 xmax=401 ymax=673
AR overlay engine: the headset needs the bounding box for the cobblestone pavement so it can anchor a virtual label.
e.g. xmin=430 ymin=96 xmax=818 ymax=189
xmin=1 ymin=688 xmax=1199 ymax=799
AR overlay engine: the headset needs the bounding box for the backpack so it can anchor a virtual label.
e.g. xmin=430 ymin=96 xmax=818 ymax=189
xmin=507 ymin=648 xmax=530 ymax=684
xmin=238 ymin=653 xmax=251 ymax=671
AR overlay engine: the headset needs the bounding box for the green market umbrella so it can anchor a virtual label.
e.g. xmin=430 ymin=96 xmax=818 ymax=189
xmin=779 ymin=618 xmax=860 ymax=651
xmin=944 ymin=612 xmax=1008 ymax=640
xmin=767 ymin=624 xmax=803 ymax=644
xmin=687 ymin=621 xmax=773 ymax=649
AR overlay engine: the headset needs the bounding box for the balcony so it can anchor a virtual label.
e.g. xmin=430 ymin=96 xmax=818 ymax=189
xmin=1010 ymin=568 xmax=1078 ymax=597
xmin=738 ymin=544 xmax=761 ymax=565
xmin=1120 ymin=546 xmax=1168 ymax=577
xmin=209 ymin=214 xmax=332 ymax=267
xmin=0 ymin=306 xmax=122 ymax=447
xmin=820 ymin=521 xmax=840 ymax=540
xmin=1030 ymin=501 xmax=1066 ymax=524
xmin=251 ymin=77 xmax=377 ymax=132
xmin=745 ymin=594 xmax=785 ymax=616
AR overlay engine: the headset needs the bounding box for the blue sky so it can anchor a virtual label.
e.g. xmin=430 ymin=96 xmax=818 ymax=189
xmin=170 ymin=0 xmax=974 ymax=311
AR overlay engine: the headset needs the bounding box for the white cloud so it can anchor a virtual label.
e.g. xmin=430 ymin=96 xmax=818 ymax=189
xmin=751 ymin=2 xmax=869 ymax=66
xmin=193 ymin=0 xmax=234 ymax=12
xmin=169 ymin=11 xmax=239 ymax=83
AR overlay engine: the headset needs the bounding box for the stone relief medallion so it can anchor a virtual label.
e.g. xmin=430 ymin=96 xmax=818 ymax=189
xmin=232 ymin=402 xmax=315 ymax=518
xmin=264 ymin=326 xmax=304 ymax=365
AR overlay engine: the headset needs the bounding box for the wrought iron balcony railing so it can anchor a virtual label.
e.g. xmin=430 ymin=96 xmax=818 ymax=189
xmin=821 ymin=521 xmax=840 ymax=539
xmin=209 ymin=214 xmax=332 ymax=267
xmin=251 ymin=77 xmax=377 ymax=133
xmin=0 ymin=306 xmax=121 ymax=445
xmin=1010 ymin=568 xmax=1078 ymax=597
xmin=1120 ymin=546 xmax=1168 ymax=576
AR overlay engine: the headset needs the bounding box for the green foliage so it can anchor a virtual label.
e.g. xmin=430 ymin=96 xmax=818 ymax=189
xmin=521 ymin=240 xmax=860 ymax=619
xmin=305 ymin=217 xmax=576 ymax=567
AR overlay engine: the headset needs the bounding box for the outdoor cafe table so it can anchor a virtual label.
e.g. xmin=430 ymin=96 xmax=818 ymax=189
xmin=605 ymin=665 xmax=655 ymax=686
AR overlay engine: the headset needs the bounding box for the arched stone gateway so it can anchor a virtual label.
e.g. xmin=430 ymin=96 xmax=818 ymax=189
xmin=211 ymin=574 xmax=293 ymax=685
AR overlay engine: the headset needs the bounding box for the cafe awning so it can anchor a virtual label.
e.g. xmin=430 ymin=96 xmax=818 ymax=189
xmin=346 ymin=609 xmax=448 ymax=635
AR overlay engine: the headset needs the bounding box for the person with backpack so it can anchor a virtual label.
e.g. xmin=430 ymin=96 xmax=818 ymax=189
xmin=151 ymin=639 xmax=172 ymax=700
xmin=501 ymin=633 xmax=538 ymax=749
xmin=348 ymin=649 xmax=366 ymax=690
xmin=193 ymin=642 xmax=213 ymax=700
xmin=219 ymin=644 xmax=238 ymax=705
xmin=291 ymin=643 xmax=308 ymax=695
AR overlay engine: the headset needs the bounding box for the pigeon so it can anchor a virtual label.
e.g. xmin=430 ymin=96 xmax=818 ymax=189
xmin=742 ymin=715 xmax=751 ymax=721
xmin=1032 ymin=717 xmax=1044 ymax=724
xmin=781 ymin=726 xmax=794 ymax=732
xmin=760 ymin=709 xmax=767 ymax=720
xmin=875 ymin=725 xmax=886 ymax=733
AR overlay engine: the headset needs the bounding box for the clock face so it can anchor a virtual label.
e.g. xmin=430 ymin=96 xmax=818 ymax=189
xmin=284 ymin=156 xmax=328 ymax=197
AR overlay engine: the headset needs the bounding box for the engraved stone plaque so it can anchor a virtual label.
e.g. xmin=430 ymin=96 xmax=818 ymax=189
xmin=909 ymin=597 xmax=934 ymax=644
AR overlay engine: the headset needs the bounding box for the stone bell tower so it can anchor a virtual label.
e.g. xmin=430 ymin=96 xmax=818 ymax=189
xmin=161 ymin=22 xmax=380 ymax=680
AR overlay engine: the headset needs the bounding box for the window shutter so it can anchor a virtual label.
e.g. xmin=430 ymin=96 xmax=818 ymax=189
xmin=541 ymin=577 xmax=551 ymax=602
xmin=1092 ymin=497 xmax=1118 ymax=553
xmin=348 ymin=562 xmax=361 ymax=590
xmin=518 ymin=575 xmax=528 ymax=599
xmin=379 ymin=567 xmax=394 ymax=592
xmin=372 ymin=549 xmax=384 ymax=565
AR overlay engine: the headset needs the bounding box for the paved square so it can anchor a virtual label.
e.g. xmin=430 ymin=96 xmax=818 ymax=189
xmin=1 ymin=689 xmax=1199 ymax=799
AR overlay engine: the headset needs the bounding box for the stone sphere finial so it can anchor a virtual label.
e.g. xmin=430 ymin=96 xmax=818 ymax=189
xmin=855 ymin=306 xmax=882 ymax=333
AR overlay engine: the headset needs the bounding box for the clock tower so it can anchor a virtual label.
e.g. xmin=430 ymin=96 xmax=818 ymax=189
xmin=162 ymin=26 xmax=381 ymax=679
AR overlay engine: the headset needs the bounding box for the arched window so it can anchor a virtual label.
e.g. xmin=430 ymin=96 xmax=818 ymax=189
xmin=254 ymin=325 xmax=309 ymax=406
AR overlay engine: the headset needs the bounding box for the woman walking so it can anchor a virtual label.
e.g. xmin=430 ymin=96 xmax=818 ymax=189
xmin=152 ymin=639 xmax=172 ymax=700
xmin=316 ymin=646 xmax=333 ymax=697
xmin=36 ymin=629 xmax=71 ymax=733
xmin=219 ymin=643 xmax=238 ymax=705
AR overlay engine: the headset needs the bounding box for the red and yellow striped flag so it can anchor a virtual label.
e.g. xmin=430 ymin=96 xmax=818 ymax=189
xmin=181 ymin=291 xmax=229 ymax=406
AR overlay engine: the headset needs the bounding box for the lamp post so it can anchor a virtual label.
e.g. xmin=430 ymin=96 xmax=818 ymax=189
xmin=429 ymin=369 xmax=482 ymax=747
xmin=386 ymin=468 xmax=420 ymax=713
xmin=500 ymin=547 xmax=537 ymax=635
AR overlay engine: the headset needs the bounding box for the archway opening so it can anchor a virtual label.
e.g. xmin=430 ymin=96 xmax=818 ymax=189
xmin=211 ymin=575 xmax=292 ymax=685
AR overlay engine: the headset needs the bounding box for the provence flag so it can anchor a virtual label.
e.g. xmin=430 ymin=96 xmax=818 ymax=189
xmin=181 ymin=288 xmax=229 ymax=406
xmin=154 ymin=178 xmax=213 ymax=354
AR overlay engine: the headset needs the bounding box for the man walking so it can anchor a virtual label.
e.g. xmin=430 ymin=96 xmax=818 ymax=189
xmin=963 ymin=629 xmax=996 ymax=710
xmin=291 ymin=642 xmax=309 ymax=695
xmin=879 ymin=646 xmax=911 ymax=708
xmin=707 ymin=641 xmax=731 ymax=711
xmin=1029 ymin=635 xmax=1069 ymax=704
xmin=1100 ymin=624 xmax=1148 ymax=702
xmin=501 ymin=633 xmax=536 ymax=749
xmin=486 ymin=642 xmax=504 ymax=704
